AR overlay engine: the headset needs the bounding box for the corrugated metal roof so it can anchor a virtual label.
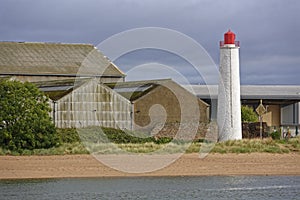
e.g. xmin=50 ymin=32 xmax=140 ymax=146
xmin=35 ymin=78 xmax=91 ymax=100
xmin=113 ymin=85 xmax=153 ymax=93
xmin=0 ymin=42 xmax=125 ymax=77
xmin=241 ymin=85 xmax=300 ymax=99
xmin=184 ymin=85 xmax=300 ymax=100
xmin=106 ymin=79 xmax=171 ymax=101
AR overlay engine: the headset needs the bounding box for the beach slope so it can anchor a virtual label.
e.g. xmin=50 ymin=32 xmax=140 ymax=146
xmin=0 ymin=153 xmax=300 ymax=179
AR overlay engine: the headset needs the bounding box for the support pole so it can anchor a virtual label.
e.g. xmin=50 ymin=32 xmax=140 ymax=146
xmin=256 ymin=99 xmax=266 ymax=139
xmin=259 ymin=116 xmax=263 ymax=139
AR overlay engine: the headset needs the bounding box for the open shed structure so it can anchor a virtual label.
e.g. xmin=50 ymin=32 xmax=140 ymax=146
xmin=186 ymin=85 xmax=300 ymax=136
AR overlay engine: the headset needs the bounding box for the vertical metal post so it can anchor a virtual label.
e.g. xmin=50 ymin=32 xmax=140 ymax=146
xmin=256 ymin=99 xmax=266 ymax=140
xmin=130 ymin=102 xmax=134 ymax=131
xmin=52 ymin=100 xmax=56 ymax=126
xmin=259 ymin=116 xmax=262 ymax=139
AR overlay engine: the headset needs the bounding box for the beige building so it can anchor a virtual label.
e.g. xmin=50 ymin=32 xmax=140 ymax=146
xmin=107 ymin=79 xmax=210 ymax=135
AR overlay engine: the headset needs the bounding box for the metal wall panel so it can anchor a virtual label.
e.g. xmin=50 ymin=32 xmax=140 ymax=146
xmin=51 ymin=79 xmax=132 ymax=129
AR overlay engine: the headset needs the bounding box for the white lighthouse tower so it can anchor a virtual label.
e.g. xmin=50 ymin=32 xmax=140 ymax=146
xmin=217 ymin=30 xmax=242 ymax=141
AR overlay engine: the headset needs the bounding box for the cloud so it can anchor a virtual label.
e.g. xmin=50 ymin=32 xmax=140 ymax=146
xmin=0 ymin=0 xmax=299 ymax=84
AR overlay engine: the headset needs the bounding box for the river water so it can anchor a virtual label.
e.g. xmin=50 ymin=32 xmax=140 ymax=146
xmin=0 ymin=176 xmax=299 ymax=200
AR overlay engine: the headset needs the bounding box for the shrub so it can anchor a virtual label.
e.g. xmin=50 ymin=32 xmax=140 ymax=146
xmin=57 ymin=128 xmax=80 ymax=143
xmin=74 ymin=126 xmax=174 ymax=144
xmin=241 ymin=105 xmax=258 ymax=122
xmin=0 ymin=80 xmax=59 ymax=151
xmin=270 ymin=131 xmax=281 ymax=140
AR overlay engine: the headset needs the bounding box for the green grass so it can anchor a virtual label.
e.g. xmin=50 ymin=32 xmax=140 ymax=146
xmin=1 ymin=127 xmax=300 ymax=155
xmin=211 ymin=137 xmax=300 ymax=154
xmin=0 ymin=143 xmax=89 ymax=156
xmin=83 ymin=141 xmax=195 ymax=154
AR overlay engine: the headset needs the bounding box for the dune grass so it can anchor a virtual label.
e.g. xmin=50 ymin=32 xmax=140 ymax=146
xmin=1 ymin=137 xmax=299 ymax=156
xmin=211 ymin=137 xmax=300 ymax=154
xmin=1 ymin=127 xmax=299 ymax=155
xmin=0 ymin=143 xmax=89 ymax=156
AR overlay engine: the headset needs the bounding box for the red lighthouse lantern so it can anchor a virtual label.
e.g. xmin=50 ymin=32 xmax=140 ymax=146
xmin=224 ymin=29 xmax=235 ymax=44
xmin=220 ymin=29 xmax=239 ymax=47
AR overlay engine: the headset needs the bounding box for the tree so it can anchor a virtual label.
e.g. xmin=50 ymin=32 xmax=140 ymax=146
xmin=241 ymin=105 xmax=258 ymax=123
xmin=0 ymin=80 xmax=59 ymax=151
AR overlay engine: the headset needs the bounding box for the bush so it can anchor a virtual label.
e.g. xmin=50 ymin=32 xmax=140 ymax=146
xmin=241 ymin=105 xmax=258 ymax=122
xmin=68 ymin=126 xmax=173 ymax=144
xmin=270 ymin=131 xmax=281 ymax=140
xmin=57 ymin=128 xmax=80 ymax=143
xmin=0 ymin=80 xmax=59 ymax=151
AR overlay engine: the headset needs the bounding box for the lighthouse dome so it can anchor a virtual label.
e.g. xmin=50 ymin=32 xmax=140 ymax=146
xmin=224 ymin=30 xmax=236 ymax=44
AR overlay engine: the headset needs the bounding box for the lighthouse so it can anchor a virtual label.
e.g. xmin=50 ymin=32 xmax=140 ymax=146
xmin=217 ymin=30 xmax=242 ymax=141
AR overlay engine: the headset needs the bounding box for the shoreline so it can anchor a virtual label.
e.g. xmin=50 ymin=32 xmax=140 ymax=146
xmin=1 ymin=174 xmax=299 ymax=182
xmin=1 ymin=153 xmax=300 ymax=180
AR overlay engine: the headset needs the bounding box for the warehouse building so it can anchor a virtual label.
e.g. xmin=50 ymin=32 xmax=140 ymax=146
xmin=35 ymin=78 xmax=209 ymax=135
xmin=106 ymin=79 xmax=209 ymax=135
xmin=0 ymin=42 xmax=210 ymax=134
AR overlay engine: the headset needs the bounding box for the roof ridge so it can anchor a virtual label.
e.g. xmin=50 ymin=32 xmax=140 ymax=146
xmin=0 ymin=41 xmax=94 ymax=46
xmin=118 ymin=78 xmax=172 ymax=85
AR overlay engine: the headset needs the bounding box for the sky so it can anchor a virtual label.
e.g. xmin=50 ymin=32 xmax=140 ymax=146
xmin=1 ymin=0 xmax=300 ymax=85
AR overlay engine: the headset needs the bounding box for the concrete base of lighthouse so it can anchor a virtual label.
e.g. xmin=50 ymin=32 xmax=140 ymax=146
xmin=217 ymin=45 xmax=242 ymax=141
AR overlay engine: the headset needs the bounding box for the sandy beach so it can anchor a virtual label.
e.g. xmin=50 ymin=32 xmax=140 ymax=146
xmin=0 ymin=153 xmax=300 ymax=180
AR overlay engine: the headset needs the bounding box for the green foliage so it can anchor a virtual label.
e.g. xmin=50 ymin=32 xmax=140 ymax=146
xmin=0 ymin=80 xmax=59 ymax=151
xmin=270 ymin=131 xmax=281 ymax=140
xmin=210 ymin=138 xmax=300 ymax=154
xmin=57 ymin=128 xmax=81 ymax=143
xmin=76 ymin=126 xmax=173 ymax=144
xmin=241 ymin=105 xmax=258 ymax=122
xmin=1 ymin=136 xmax=300 ymax=156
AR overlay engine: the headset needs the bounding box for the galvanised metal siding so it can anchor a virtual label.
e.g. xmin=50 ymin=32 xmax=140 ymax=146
xmin=51 ymin=79 xmax=131 ymax=129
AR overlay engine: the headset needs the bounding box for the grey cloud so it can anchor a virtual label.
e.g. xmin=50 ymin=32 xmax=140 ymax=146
xmin=0 ymin=0 xmax=299 ymax=84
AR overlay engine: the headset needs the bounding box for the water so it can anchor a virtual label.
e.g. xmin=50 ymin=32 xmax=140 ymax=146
xmin=0 ymin=176 xmax=299 ymax=200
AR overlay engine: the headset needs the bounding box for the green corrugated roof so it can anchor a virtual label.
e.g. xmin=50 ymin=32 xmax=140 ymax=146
xmin=0 ymin=42 xmax=125 ymax=77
